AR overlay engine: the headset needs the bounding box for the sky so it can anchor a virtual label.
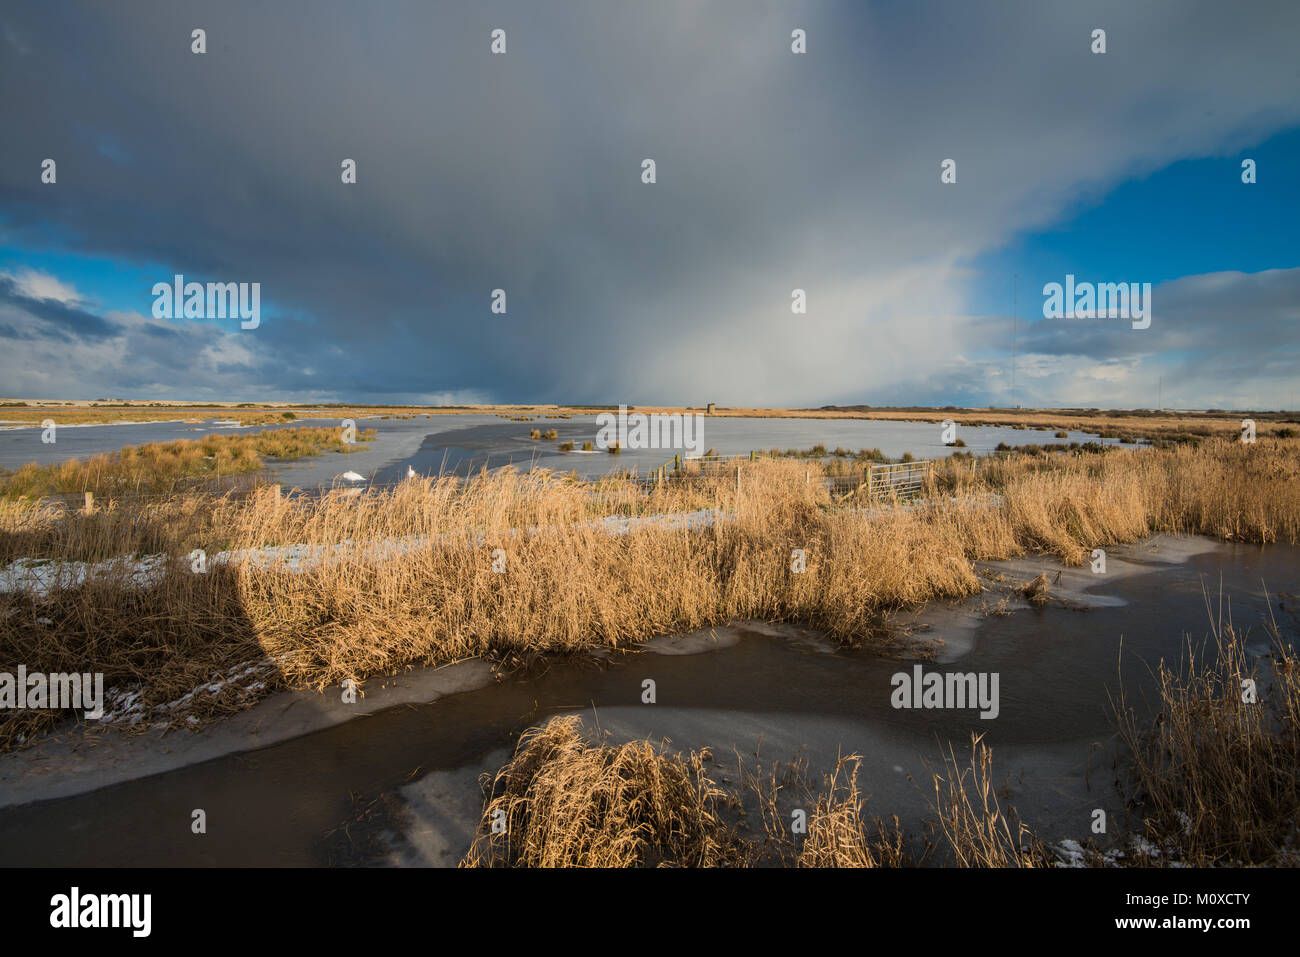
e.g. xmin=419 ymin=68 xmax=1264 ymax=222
xmin=1 ymin=0 xmax=1298 ymax=410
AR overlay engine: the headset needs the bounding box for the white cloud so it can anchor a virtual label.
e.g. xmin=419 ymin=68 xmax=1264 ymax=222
xmin=2 ymin=267 xmax=83 ymax=306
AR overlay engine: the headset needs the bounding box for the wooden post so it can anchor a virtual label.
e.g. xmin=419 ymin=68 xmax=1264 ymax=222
xmin=83 ymin=491 xmax=94 ymax=514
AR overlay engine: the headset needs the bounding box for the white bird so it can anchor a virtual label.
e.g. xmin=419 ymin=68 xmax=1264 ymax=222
xmin=407 ymin=466 xmax=417 ymax=479
xmin=338 ymin=470 xmax=366 ymax=483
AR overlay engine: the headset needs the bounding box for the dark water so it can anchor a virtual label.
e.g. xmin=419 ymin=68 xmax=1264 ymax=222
xmin=0 ymin=542 xmax=1294 ymax=867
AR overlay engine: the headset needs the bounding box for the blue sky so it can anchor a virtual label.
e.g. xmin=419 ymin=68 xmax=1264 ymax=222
xmin=967 ymin=126 xmax=1300 ymax=321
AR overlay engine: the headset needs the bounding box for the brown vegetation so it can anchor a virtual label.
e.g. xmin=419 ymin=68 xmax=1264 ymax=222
xmin=1 ymin=437 xmax=1298 ymax=750
xmin=0 ymin=427 xmax=376 ymax=499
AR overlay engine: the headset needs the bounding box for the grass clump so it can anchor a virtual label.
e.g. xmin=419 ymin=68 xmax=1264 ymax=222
xmin=1113 ymin=611 xmax=1300 ymax=866
xmin=928 ymin=734 xmax=1045 ymax=867
xmin=796 ymin=757 xmax=908 ymax=867
xmin=462 ymin=715 xmax=739 ymax=867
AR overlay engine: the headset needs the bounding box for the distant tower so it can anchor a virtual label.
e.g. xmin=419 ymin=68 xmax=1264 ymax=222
xmin=706 ymin=403 xmax=716 ymax=414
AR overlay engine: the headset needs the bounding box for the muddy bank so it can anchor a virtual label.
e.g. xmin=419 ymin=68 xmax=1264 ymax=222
xmin=0 ymin=535 xmax=1295 ymax=866
xmin=0 ymin=660 xmax=495 ymax=809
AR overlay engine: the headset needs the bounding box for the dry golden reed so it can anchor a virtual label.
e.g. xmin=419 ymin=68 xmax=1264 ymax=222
xmin=1113 ymin=606 xmax=1300 ymax=866
xmin=461 ymin=715 xmax=739 ymax=867
xmin=459 ymin=718 xmax=1042 ymax=868
xmin=796 ymin=756 xmax=908 ymax=867
xmin=2 ymin=437 xmax=1298 ymax=748
xmin=0 ymin=426 xmax=375 ymax=499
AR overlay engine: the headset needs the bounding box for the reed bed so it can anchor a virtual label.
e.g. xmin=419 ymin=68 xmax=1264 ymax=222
xmin=0 ymin=426 xmax=376 ymax=499
xmin=2 ymin=437 xmax=1299 ymax=748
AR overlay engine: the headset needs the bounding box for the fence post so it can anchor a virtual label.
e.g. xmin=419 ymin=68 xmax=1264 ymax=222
xmin=83 ymin=491 xmax=94 ymax=515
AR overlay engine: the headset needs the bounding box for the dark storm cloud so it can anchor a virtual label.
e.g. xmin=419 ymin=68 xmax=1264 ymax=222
xmin=1 ymin=0 xmax=1298 ymax=404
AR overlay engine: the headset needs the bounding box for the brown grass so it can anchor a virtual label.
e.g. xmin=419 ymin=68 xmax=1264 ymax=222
xmin=1021 ymin=572 xmax=1050 ymax=607
xmin=9 ymin=402 xmax=1293 ymax=445
xmin=2 ymin=437 xmax=1299 ymax=748
xmin=458 ymin=718 xmax=1047 ymax=868
xmin=1113 ymin=601 xmax=1300 ymax=866
xmin=795 ymin=756 xmax=909 ymax=867
xmin=0 ymin=427 xmax=376 ymax=499
xmin=928 ymin=733 xmax=1045 ymax=867
xmin=461 ymin=715 xmax=740 ymax=867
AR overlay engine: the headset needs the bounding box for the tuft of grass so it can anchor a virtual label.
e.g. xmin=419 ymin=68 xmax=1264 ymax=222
xmin=928 ymin=733 xmax=1045 ymax=867
xmin=796 ymin=756 xmax=908 ymax=867
xmin=1021 ymin=572 xmax=1050 ymax=607
xmin=461 ymin=716 xmax=740 ymax=867
xmin=1113 ymin=601 xmax=1300 ymax=866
